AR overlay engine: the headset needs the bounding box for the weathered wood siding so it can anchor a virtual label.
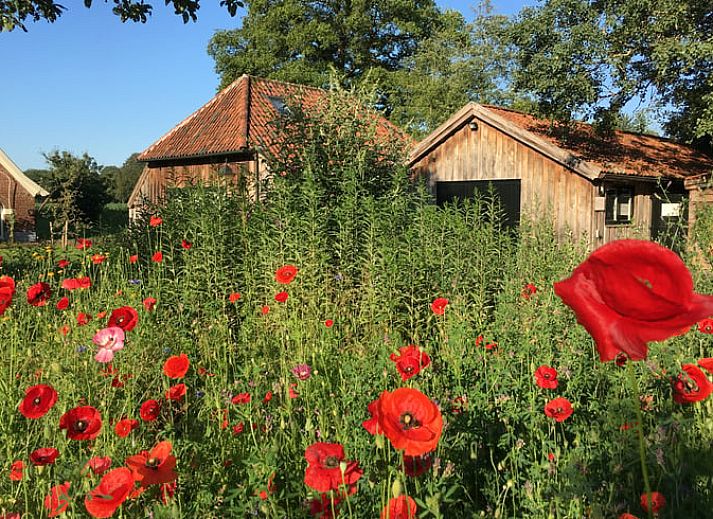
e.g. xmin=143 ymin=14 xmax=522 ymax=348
xmin=411 ymin=119 xmax=595 ymax=242
xmin=411 ymin=118 xmax=662 ymax=246
xmin=129 ymin=156 xmax=264 ymax=219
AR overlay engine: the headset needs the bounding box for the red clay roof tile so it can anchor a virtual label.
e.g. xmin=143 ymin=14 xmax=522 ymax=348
xmin=484 ymin=105 xmax=713 ymax=179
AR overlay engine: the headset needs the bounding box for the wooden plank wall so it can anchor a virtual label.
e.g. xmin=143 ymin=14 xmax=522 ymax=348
xmin=411 ymin=119 xmax=596 ymax=243
xmin=129 ymin=159 xmax=258 ymax=218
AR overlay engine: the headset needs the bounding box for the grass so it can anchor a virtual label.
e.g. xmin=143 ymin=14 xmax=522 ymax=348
xmin=0 ymin=181 xmax=712 ymax=518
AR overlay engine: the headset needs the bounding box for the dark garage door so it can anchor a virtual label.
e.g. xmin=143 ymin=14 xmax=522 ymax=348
xmin=436 ymin=180 xmax=521 ymax=229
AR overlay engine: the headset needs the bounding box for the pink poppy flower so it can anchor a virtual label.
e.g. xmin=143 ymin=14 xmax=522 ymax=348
xmin=93 ymin=327 xmax=126 ymax=363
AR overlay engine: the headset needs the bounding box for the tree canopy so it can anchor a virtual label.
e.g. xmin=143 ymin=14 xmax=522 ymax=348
xmin=506 ymin=0 xmax=713 ymax=148
xmin=0 ymin=0 xmax=244 ymax=31
xmin=208 ymin=0 xmax=512 ymax=136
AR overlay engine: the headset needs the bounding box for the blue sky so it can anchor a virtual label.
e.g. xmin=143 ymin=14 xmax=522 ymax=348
xmin=1 ymin=1 xmax=532 ymax=171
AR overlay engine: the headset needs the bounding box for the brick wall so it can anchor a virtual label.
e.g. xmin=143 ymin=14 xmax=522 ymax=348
xmin=0 ymin=163 xmax=37 ymax=233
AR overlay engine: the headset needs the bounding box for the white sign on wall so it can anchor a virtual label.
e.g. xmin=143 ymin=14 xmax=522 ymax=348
xmin=661 ymin=203 xmax=681 ymax=218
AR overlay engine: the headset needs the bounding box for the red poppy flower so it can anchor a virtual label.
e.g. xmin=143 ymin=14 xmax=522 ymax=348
xmin=152 ymin=251 xmax=163 ymax=263
xmin=181 ymin=239 xmax=192 ymax=250
xmin=309 ymin=493 xmax=342 ymax=518
xmin=76 ymin=238 xmax=92 ymax=250
xmin=142 ymin=297 xmax=157 ymax=312
xmin=229 ymin=292 xmax=241 ymax=303
xmin=381 ymin=495 xmax=417 ymax=519
xmin=108 ymin=306 xmax=138 ymax=332
xmin=166 ymin=384 xmax=186 ymax=401
xmin=325 ymin=319 xmax=334 ymax=328
xmin=275 ymin=291 xmax=288 ymax=303
xmin=139 ymin=399 xmax=160 ymax=421
xmin=402 ymin=453 xmax=433 ymax=477
xmin=640 ymin=491 xmax=666 ymax=514
xmin=263 ymin=390 xmax=273 ymax=403
xmin=91 ymin=254 xmax=107 ymax=265
xmin=57 ymin=259 xmax=70 ymax=268
xmin=59 ymin=405 xmax=102 ymax=440
xmin=672 ymin=364 xmax=713 ymax=404
xmin=19 ymin=384 xmax=58 ymax=419
xmin=361 ymin=398 xmax=381 ymax=436
xmin=430 ymin=297 xmax=448 ymax=315
xmin=84 ymin=467 xmax=134 ymax=518
xmin=232 ymin=422 xmax=245 ymax=435
xmin=77 ymin=312 xmax=91 ymax=326
xmin=619 ymin=514 xmax=640 ymax=519
xmin=698 ymin=357 xmax=713 ymax=375
xmin=0 ymin=275 xmax=15 ymax=315
xmin=376 ymin=388 xmax=443 ymax=456
xmin=261 ymin=305 xmax=270 ymax=315
xmin=114 ymin=418 xmax=139 ymax=438
xmin=534 ymin=365 xmax=558 ymax=389
xmin=149 ymin=215 xmax=163 ymax=227
xmin=129 ymin=255 xmax=138 ymax=264
xmin=30 ymin=447 xmax=60 ymax=465
xmin=304 ymin=442 xmax=363 ymax=492
xmin=698 ymin=318 xmax=713 ymax=333
xmin=55 ymin=296 xmax=69 ymax=311
xmin=275 ymin=265 xmax=298 ymax=284
xmin=61 ymin=276 xmax=91 ymax=290
xmin=85 ymin=456 xmax=112 ymax=475
xmin=554 ymin=240 xmax=713 ymax=362
xmin=389 ymin=344 xmax=431 ymax=381
xmin=544 ymin=397 xmax=573 ymax=422
xmin=44 ymin=481 xmax=71 ymax=517
xmin=160 ymin=481 xmax=177 ymax=504
xmin=522 ymin=283 xmax=538 ymax=299
xmin=126 ymin=440 xmax=178 ymax=486
xmin=231 ymin=392 xmax=251 ymax=404
xmin=9 ymin=460 xmax=23 ymax=481
xmin=27 ymin=282 xmax=52 ymax=306
xmin=163 ymin=353 xmax=189 ymax=378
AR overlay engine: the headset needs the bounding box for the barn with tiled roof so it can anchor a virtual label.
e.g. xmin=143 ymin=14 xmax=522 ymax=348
xmin=409 ymin=103 xmax=713 ymax=246
xmin=129 ymin=75 xmax=405 ymax=218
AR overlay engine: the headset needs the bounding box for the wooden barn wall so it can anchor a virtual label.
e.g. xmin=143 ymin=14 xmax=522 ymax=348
xmin=129 ymin=159 xmax=260 ymax=218
xmin=592 ymin=182 xmax=656 ymax=244
xmin=411 ymin=120 xmax=596 ymax=242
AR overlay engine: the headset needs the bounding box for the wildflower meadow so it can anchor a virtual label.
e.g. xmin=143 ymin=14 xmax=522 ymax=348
xmin=3 ymin=98 xmax=713 ymax=519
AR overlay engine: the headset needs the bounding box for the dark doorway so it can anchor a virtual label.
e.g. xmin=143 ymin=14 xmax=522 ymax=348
xmin=436 ymin=180 xmax=521 ymax=228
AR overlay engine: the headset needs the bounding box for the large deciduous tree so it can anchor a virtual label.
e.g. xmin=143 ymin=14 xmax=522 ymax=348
xmin=208 ymin=0 xmax=511 ymax=136
xmin=506 ymin=0 xmax=713 ymax=148
xmin=208 ymin=0 xmax=442 ymax=86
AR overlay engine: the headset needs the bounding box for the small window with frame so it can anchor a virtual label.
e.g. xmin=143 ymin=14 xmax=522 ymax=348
xmin=605 ymin=186 xmax=633 ymax=225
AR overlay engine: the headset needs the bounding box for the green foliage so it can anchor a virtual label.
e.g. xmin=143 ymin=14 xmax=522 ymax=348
xmin=0 ymin=0 xmax=244 ymax=31
xmin=101 ymin=153 xmax=144 ymax=203
xmin=38 ymin=150 xmax=113 ymax=239
xmin=506 ymin=0 xmax=713 ymax=147
xmin=207 ymin=0 xmax=512 ymax=134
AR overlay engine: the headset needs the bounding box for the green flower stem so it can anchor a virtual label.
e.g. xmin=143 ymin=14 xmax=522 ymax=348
xmin=627 ymin=361 xmax=653 ymax=519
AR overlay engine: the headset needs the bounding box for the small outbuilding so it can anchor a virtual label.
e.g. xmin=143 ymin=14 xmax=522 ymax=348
xmin=0 ymin=148 xmax=48 ymax=241
xmin=409 ymin=103 xmax=713 ymax=247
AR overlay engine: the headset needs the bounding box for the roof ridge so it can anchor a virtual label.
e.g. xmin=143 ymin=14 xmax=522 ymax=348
xmin=250 ymin=75 xmax=327 ymax=94
xmin=139 ymin=75 xmax=249 ymax=160
xmin=482 ymin=104 xmax=697 ymax=148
